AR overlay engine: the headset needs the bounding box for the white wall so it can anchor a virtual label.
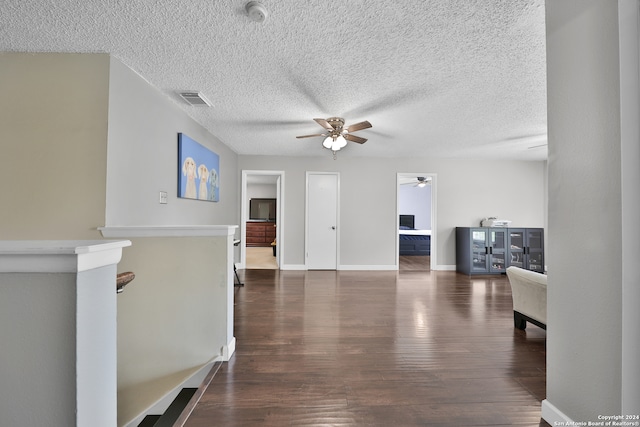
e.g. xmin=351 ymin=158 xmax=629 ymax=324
xmin=544 ymin=0 xmax=640 ymax=421
xmin=618 ymin=0 xmax=640 ymax=414
xmin=106 ymin=58 xmax=238 ymax=227
xmin=0 ymin=273 xmax=77 ymax=426
xmin=0 ymin=53 xmax=110 ymax=239
xmin=115 ymin=236 xmax=229 ymax=426
xmin=399 ymin=184 xmax=432 ymax=230
xmin=238 ymin=156 xmax=546 ymax=269
xmin=105 ymin=58 xmax=240 ymax=425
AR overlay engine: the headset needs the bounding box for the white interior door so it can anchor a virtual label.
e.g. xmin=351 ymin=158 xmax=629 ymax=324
xmin=306 ymin=172 xmax=339 ymax=270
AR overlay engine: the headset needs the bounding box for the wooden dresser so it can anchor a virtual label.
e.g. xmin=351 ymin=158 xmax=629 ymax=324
xmin=246 ymin=221 xmax=276 ymax=247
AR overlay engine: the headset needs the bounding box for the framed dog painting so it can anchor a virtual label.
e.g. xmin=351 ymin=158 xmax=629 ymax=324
xmin=178 ymin=133 xmax=220 ymax=202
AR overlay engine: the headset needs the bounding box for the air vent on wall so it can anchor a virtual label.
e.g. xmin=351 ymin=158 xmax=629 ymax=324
xmin=178 ymin=92 xmax=212 ymax=107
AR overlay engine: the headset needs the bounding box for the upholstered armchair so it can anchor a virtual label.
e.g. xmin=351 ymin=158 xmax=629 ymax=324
xmin=506 ymin=266 xmax=547 ymax=330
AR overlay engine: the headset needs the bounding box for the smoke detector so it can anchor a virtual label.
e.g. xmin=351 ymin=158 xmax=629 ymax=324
xmin=245 ymin=1 xmax=268 ymax=23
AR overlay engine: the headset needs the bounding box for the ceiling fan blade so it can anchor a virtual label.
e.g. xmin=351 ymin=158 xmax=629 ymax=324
xmin=344 ymin=133 xmax=367 ymax=144
xmin=296 ymin=133 xmax=326 ymax=139
xmin=313 ymin=118 xmax=334 ymax=130
xmin=346 ymin=121 xmax=372 ymax=133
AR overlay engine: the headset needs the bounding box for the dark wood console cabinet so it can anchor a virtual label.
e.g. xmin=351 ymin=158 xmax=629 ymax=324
xmin=246 ymin=221 xmax=276 ymax=247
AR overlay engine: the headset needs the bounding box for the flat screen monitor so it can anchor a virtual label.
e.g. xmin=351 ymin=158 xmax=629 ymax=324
xmin=249 ymin=198 xmax=276 ymax=221
xmin=399 ymin=214 xmax=415 ymax=229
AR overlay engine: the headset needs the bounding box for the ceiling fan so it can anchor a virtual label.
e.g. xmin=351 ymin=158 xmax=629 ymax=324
xmin=400 ymin=176 xmax=431 ymax=187
xmin=296 ymin=117 xmax=372 ymax=157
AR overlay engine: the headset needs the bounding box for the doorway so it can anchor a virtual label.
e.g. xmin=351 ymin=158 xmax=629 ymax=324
xmin=240 ymin=170 xmax=284 ymax=270
xmin=306 ymin=172 xmax=339 ymax=270
xmin=397 ymin=173 xmax=437 ymax=271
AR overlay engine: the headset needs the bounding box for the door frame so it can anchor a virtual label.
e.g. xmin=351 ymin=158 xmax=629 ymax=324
xmin=305 ymin=171 xmax=340 ymax=270
xmin=240 ymin=170 xmax=285 ymax=269
xmin=396 ymin=172 xmax=437 ymax=270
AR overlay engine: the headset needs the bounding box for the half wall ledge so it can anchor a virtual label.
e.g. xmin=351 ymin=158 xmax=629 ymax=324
xmin=0 ymin=239 xmax=132 ymax=273
xmin=98 ymin=225 xmax=237 ymax=238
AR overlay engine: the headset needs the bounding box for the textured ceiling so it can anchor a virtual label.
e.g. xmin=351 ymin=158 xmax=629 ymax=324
xmin=0 ymin=0 xmax=547 ymax=160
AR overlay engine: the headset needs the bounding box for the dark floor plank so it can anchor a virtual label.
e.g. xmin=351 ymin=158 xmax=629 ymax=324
xmin=400 ymin=255 xmax=431 ymax=270
xmin=185 ymin=269 xmax=550 ymax=427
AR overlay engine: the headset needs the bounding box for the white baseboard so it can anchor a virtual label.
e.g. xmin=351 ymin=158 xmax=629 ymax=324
xmin=282 ymin=264 xmax=399 ymax=271
xmin=542 ymin=399 xmax=574 ymax=425
xmin=268 ymin=264 xmax=459 ymax=272
xmin=238 ymin=262 xmax=306 ymax=270
xmin=123 ymin=360 xmax=222 ymax=427
xmin=281 ymin=264 xmax=306 ymax=270
xmin=222 ymin=337 xmax=236 ymax=361
xmin=339 ymin=265 xmax=397 ymax=270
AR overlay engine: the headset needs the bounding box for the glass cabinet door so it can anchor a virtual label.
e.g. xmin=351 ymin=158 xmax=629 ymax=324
xmin=508 ymin=230 xmax=525 ymax=268
xmin=489 ymin=229 xmax=507 ymax=273
xmin=528 ymin=252 xmax=544 ymax=272
xmin=471 ymin=229 xmax=488 ymax=272
xmin=526 ymin=229 xmax=544 ymax=272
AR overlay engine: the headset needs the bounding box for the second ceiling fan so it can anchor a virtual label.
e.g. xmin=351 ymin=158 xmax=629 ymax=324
xmin=296 ymin=117 xmax=372 ymax=156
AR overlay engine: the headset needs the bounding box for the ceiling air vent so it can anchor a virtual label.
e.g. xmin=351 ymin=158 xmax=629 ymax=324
xmin=178 ymin=92 xmax=212 ymax=107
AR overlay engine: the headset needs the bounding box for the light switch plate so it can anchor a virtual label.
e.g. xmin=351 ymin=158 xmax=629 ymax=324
xmin=159 ymin=191 xmax=168 ymax=204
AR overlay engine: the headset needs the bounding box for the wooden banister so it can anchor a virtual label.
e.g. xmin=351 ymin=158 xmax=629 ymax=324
xmin=116 ymin=271 xmax=135 ymax=294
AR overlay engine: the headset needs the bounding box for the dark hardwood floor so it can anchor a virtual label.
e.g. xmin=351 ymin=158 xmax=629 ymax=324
xmin=399 ymin=255 xmax=431 ymax=271
xmin=185 ymin=268 xmax=549 ymax=427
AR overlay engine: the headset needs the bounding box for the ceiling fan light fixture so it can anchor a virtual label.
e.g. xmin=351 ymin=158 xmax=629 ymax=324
xmin=321 ymin=135 xmax=346 ymax=152
xmin=321 ymin=135 xmax=347 ymax=152
xmin=416 ymin=176 xmax=430 ymax=187
xmin=299 ymin=117 xmax=372 ymax=158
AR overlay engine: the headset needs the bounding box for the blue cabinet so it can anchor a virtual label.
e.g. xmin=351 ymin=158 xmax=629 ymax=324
xmin=456 ymin=227 xmax=544 ymax=275
xmin=506 ymin=228 xmax=545 ymax=273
